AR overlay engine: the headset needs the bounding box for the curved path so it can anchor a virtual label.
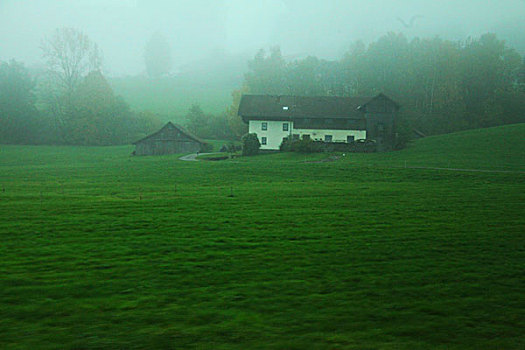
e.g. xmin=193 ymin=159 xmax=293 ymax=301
xmin=179 ymin=153 xmax=217 ymax=161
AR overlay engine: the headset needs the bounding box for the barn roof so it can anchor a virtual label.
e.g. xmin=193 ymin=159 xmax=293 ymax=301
xmin=238 ymin=93 xmax=399 ymax=122
xmin=359 ymin=93 xmax=401 ymax=110
xmin=132 ymin=122 xmax=206 ymax=145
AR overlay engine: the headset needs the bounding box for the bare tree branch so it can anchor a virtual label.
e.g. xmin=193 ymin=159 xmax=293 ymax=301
xmin=41 ymin=27 xmax=102 ymax=93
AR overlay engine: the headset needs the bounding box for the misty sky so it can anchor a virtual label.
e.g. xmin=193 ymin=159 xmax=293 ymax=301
xmin=1 ymin=0 xmax=524 ymax=76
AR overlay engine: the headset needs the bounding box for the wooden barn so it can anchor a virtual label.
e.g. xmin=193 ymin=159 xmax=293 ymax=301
xmin=133 ymin=122 xmax=208 ymax=156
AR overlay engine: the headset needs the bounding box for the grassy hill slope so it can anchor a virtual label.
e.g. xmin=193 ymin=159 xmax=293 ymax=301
xmin=351 ymin=123 xmax=525 ymax=171
xmin=110 ymin=76 xmax=236 ymax=120
xmin=109 ymin=55 xmax=246 ymax=119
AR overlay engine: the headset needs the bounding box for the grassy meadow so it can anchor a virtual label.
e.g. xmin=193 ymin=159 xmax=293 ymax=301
xmin=1 ymin=124 xmax=524 ymax=349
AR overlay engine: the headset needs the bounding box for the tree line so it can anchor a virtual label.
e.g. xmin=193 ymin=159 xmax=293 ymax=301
xmin=1 ymin=29 xmax=524 ymax=146
xmin=0 ymin=28 xmax=165 ymax=146
xmin=229 ymin=32 xmax=525 ymax=138
xmin=0 ymin=28 xmax=238 ymax=146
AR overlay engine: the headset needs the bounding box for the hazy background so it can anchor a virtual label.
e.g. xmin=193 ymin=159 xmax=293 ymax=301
xmin=1 ymin=0 xmax=524 ymax=76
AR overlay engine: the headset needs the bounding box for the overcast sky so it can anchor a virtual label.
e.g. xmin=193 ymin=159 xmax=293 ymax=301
xmin=1 ymin=0 xmax=524 ymax=76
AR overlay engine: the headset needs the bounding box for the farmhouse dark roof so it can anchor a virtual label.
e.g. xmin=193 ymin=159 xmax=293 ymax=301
xmin=238 ymin=94 xmax=399 ymax=122
xmin=132 ymin=122 xmax=206 ymax=145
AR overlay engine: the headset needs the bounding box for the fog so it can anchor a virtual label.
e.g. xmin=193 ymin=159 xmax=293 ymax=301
xmin=1 ymin=0 xmax=524 ymax=76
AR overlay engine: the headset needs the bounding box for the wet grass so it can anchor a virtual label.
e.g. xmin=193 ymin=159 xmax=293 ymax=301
xmin=0 ymin=125 xmax=524 ymax=349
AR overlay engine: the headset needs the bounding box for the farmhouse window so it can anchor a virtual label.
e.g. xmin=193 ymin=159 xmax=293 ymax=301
xmin=347 ymin=135 xmax=355 ymax=143
xmin=262 ymin=122 xmax=268 ymax=131
xmin=261 ymin=137 xmax=267 ymax=145
xmin=283 ymin=123 xmax=289 ymax=131
xmin=325 ymin=135 xmax=333 ymax=142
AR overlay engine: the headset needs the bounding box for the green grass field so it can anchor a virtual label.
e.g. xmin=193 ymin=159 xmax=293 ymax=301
xmin=1 ymin=124 xmax=524 ymax=349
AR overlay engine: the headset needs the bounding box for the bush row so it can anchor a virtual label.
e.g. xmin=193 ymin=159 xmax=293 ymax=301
xmin=280 ymin=137 xmax=377 ymax=153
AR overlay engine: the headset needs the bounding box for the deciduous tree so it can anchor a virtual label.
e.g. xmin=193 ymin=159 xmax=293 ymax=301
xmin=245 ymin=46 xmax=286 ymax=94
xmin=41 ymin=27 xmax=102 ymax=93
xmin=0 ymin=60 xmax=38 ymax=144
xmin=40 ymin=28 xmax=103 ymax=142
xmin=226 ymin=88 xmax=248 ymax=139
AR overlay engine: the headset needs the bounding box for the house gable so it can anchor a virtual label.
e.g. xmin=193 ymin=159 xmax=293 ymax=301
xmin=360 ymin=94 xmax=400 ymax=151
xmin=359 ymin=93 xmax=400 ymax=114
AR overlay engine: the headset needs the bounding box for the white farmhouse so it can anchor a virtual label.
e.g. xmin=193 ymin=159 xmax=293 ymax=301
xmin=238 ymin=94 xmax=399 ymax=152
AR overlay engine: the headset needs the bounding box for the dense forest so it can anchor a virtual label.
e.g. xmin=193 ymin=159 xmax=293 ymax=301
xmin=231 ymin=32 xmax=525 ymax=138
xmin=1 ymin=30 xmax=524 ymax=146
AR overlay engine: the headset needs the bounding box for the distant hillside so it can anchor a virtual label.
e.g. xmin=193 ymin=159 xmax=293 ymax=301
xmin=109 ymin=54 xmax=247 ymax=121
xmin=354 ymin=123 xmax=525 ymax=171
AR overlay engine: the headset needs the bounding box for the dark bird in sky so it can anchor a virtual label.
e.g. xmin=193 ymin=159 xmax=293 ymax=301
xmin=397 ymin=15 xmax=424 ymax=28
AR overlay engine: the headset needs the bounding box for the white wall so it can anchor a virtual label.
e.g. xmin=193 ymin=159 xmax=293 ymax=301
xmin=249 ymin=120 xmax=292 ymax=150
xmin=294 ymin=129 xmax=366 ymax=143
xmin=248 ymin=120 xmax=367 ymax=150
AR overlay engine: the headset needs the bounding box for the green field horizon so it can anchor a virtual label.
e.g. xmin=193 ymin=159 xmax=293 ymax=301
xmin=1 ymin=124 xmax=524 ymax=349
